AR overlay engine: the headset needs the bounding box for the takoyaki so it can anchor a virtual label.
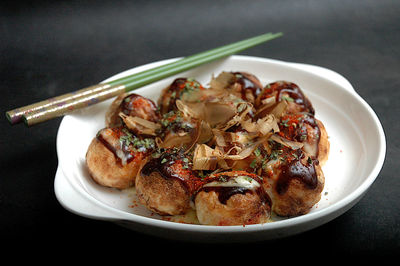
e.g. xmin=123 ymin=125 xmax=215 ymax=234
xmin=135 ymin=148 xmax=201 ymax=215
xmin=255 ymin=81 xmax=315 ymax=116
xmin=277 ymin=112 xmax=329 ymax=165
xmin=262 ymin=142 xmax=325 ymax=217
xmin=210 ymin=71 xmax=263 ymax=104
xmin=158 ymin=78 xmax=205 ymax=115
xmin=106 ymin=93 xmax=160 ymax=128
xmin=194 ymin=171 xmax=271 ymax=226
xmin=86 ymin=127 xmax=155 ymax=189
xmin=158 ymin=110 xmax=200 ymax=149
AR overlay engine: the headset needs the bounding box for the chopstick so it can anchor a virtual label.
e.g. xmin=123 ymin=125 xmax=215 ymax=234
xmin=6 ymin=32 xmax=282 ymax=127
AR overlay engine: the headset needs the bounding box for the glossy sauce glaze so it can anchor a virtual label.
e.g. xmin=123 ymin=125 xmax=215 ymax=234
xmin=121 ymin=93 xmax=160 ymax=122
xmin=261 ymin=81 xmax=315 ymax=115
xmin=276 ymin=149 xmax=318 ymax=195
xmin=158 ymin=78 xmax=204 ymax=114
xmin=278 ymin=112 xmax=321 ymax=153
xmin=140 ymin=148 xmax=203 ymax=195
xmin=232 ymin=72 xmax=263 ymax=101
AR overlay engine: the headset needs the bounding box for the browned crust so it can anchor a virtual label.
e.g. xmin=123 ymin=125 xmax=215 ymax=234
xmin=195 ymin=190 xmax=270 ymax=226
xmin=317 ymin=119 xmax=330 ymax=166
xmin=135 ymin=171 xmax=191 ymax=215
xmin=85 ymin=138 xmax=140 ymax=189
xmin=270 ymin=163 xmax=325 ymax=217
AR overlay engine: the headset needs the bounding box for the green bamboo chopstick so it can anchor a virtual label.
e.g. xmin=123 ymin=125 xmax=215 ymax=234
xmin=106 ymin=32 xmax=281 ymax=88
xmin=6 ymin=32 xmax=282 ymax=126
xmin=8 ymin=34 xmax=269 ymax=125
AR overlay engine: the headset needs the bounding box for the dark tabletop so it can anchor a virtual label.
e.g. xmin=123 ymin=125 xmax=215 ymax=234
xmin=1 ymin=0 xmax=398 ymax=258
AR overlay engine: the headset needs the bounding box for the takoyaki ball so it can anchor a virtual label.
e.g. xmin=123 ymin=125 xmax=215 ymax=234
xmin=120 ymin=93 xmax=160 ymax=121
xmin=262 ymin=144 xmax=324 ymax=217
xmin=255 ymin=81 xmax=315 ymax=116
xmin=86 ymin=127 xmax=155 ymax=189
xmin=209 ymin=71 xmax=263 ymax=104
xmin=277 ymin=112 xmax=330 ymax=165
xmin=195 ymin=171 xmax=271 ymax=226
xmin=158 ymin=78 xmax=205 ymax=115
xmin=136 ymin=148 xmax=201 ymax=215
xmin=158 ymin=110 xmax=201 ymax=149
xmin=106 ymin=93 xmax=160 ymax=127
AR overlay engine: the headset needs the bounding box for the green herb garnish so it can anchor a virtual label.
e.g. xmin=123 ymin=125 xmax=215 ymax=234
xmin=280 ymin=119 xmax=289 ymax=127
xmin=250 ymin=159 xmax=258 ymax=169
xmin=282 ymin=96 xmax=294 ymax=102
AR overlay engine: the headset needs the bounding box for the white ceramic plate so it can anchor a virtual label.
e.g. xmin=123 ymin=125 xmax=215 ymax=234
xmin=54 ymin=55 xmax=386 ymax=242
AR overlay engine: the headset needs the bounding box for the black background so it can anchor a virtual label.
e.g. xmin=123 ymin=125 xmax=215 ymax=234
xmin=1 ymin=0 xmax=399 ymax=258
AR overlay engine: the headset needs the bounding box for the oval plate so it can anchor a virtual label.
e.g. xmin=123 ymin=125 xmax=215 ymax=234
xmin=54 ymin=55 xmax=386 ymax=242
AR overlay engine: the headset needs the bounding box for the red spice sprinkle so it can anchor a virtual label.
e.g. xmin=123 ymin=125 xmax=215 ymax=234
xmin=167 ymin=114 xmax=177 ymax=122
xmin=278 ymin=113 xmax=303 ymax=140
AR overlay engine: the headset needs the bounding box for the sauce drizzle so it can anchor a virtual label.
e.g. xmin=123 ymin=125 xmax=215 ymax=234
xmin=263 ymin=81 xmax=315 ymax=115
xmin=276 ymin=150 xmax=318 ymax=195
xmin=233 ymin=72 xmax=263 ymax=100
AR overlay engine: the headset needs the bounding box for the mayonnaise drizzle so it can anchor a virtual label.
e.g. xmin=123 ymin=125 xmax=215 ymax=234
xmin=203 ymin=175 xmax=260 ymax=190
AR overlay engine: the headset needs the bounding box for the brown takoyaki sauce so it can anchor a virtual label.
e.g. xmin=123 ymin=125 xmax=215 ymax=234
xmin=158 ymin=78 xmax=204 ymax=114
xmin=232 ymin=72 xmax=263 ymax=100
xmin=278 ymin=112 xmax=320 ymax=147
xmin=121 ymin=93 xmax=160 ymax=122
xmin=263 ymin=81 xmax=315 ymax=115
xmin=141 ymin=148 xmax=203 ymax=194
xmin=276 ymin=149 xmax=318 ymax=195
xmin=200 ymin=186 xmax=251 ymax=204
